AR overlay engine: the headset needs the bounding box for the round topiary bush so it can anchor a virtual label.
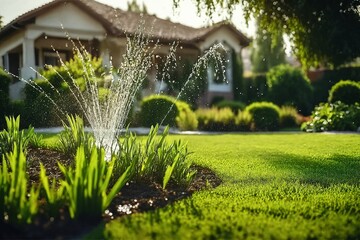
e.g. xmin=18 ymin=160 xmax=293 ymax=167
xmin=328 ymin=80 xmax=360 ymax=105
xmin=140 ymin=95 xmax=180 ymax=127
xmin=244 ymin=101 xmax=281 ymax=131
xmin=266 ymin=64 xmax=313 ymax=115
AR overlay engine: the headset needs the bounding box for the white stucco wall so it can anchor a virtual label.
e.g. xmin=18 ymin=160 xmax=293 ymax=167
xmin=0 ymin=30 xmax=25 ymax=57
xmin=35 ymin=3 xmax=105 ymax=39
xmin=198 ymin=27 xmax=243 ymax=93
xmin=198 ymin=27 xmax=242 ymax=53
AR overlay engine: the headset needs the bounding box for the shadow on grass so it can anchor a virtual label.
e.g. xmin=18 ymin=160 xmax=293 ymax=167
xmin=267 ymin=152 xmax=360 ymax=186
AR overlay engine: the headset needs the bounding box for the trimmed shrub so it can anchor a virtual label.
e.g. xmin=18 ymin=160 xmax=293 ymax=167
xmin=0 ymin=68 xmax=11 ymax=128
xmin=23 ymin=87 xmax=59 ymax=127
xmin=310 ymin=67 xmax=360 ymax=105
xmin=195 ymin=107 xmax=236 ymax=131
xmin=266 ymin=64 xmax=313 ymax=115
xmin=245 ymin=102 xmax=281 ymax=131
xmin=140 ymin=95 xmax=195 ymax=129
xmin=213 ymin=100 xmax=246 ymax=114
xmin=235 ymin=111 xmax=252 ymax=131
xmin=176 ymin=101 xmax=198 ymax=131
xmin=22 ymin=54 xmax=104 ymax=127
xmin=328 ymin=80 xmax=360 ymax=105
xmin=7 ymin=101 xmax=25 ymax=124
xmin=301 ymin=102 xmax=360 ymax=132
xmin=140 ymin=95 xmax=179 ymax=127
xmin=279 ymin=106 xmax=300 ymax=129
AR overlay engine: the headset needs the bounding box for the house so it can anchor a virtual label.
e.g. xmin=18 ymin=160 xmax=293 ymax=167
xmin=0 ymin=0 xmax=250 ymax=105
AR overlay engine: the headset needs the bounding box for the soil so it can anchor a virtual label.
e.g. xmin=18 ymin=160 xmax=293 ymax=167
xmin=1 ymin=147 xmax=222 ymax=239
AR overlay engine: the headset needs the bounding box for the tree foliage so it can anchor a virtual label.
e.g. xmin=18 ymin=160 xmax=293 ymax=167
xmin=266 ymin=64 xmax=313 ymax=115
xmin=173 ymin=0 xmax=360 ymax=68
xmin=127 ymin=0 xmax=148 ymax=13
xmin=251 ymin=18 xmax=286 ymax=73
xmin=232 ymin=50 xmax=244 ymax=101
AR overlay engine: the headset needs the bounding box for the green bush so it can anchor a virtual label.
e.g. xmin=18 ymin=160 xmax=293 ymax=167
xmin=175 ymin=100 xmax=198 ymax=130
xmin=196 ymin=107 xmax=236 ymax=131
xmin=301 ymin=102 xmax=360 ymax=132
xmin=0 ymin=68 xmax=11 ymax=128
xmin=23 ymin=83 xmax=59 ymax=127
xmin=245 ymin=102 xmax=281 ymax=131
xmin=7 ymin=101 xmax=25 ymax=123
xmin=279 ymin=106 xmax=300 ymax=128
xmin=328 ymin=80 xmax=360 ymax=105
xmin=213 ymin=100 xmax=246 ymax=114
xmin=310 ymin=67 xmax=360 ymax=105
xmin=232 ymin=50 xmax=245 ymax=102
xmin=23 ymin=53 xmax=104 ymax=127
xmin=242 ymin=74 xmax=268 ymax=104
xmin=235 ymin=111 xmax=252 ymax=131
xmin=266 ymin=64 xmax=313 ymax=115
xmin=140 ymin=95 xmax=195 ymax=129
xmin=140 ymin=95 xmax=179 ymax=127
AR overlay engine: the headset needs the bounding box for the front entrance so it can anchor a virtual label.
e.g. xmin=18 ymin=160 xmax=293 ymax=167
xmin=8 ymin=52 xmax=21 ymax=80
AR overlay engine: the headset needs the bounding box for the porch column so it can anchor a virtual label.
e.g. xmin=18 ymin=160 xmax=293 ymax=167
xmin=101 ymin=48 xmax=111 ymax=69
xmin=21 ymin=37 xmax=36 ymax=80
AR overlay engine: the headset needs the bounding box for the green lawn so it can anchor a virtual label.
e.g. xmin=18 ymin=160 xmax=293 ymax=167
xmin=46 ymin=133 xmax=360 ymax=239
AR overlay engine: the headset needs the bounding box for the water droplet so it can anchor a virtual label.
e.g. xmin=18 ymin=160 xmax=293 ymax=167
xmin=44 ymin=35 xmax=48 ymax=39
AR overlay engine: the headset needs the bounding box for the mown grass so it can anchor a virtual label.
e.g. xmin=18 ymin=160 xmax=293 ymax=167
xmin=43 ymin=132 xmax=360 ymax=239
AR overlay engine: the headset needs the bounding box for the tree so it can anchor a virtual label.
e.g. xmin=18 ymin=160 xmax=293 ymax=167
xmin=127 ymin=0 xmax=148 ymax=13
xmin=251 ymin=19 xmax=286 ymax=73
xmin=173 ymin=0 xmax=360 ymax=68
xmin=232 ymin=50 xmax=245 ymax=101
xmin=0 ymin=16 xmax=3 ymax=29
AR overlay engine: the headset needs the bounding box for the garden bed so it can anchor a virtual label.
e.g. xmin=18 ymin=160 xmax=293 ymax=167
xmin=1 ymin=147 xmax=221 ymax=239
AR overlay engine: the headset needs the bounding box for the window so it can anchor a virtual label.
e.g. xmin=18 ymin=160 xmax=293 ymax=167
xmin=43 ymin=50 xmax=69 ymax=67
xmin=207 ymin=44 xmax=232 ymax=85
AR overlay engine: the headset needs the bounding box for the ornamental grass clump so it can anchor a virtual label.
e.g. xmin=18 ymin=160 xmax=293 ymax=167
xmin=0 ymin=116 xmax=35 ymax=157
xmin=58 ymin=115 xmax=94 ymax=157
xmin=39 ymin=163 xmax=65 ymax=218
xmin=58 ymin=145 xmax=133 ymax=221
xmin=113 ymin=125 xmax=195 ymax=189
xmin=196 ymin=107 xmax=236 ymax=131
xmin=279 ymin=106 xmax=301 ymax=128
xmin=0 ymin=144 xmax=39 ymax=225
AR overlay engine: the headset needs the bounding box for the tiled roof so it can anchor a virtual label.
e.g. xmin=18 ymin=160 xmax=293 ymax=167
xmin=0 ymin=0 xmax=250 ymax=46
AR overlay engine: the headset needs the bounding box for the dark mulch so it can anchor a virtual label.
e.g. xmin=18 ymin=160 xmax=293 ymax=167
xmin=1 ymin=147 xmax=221 ymax=239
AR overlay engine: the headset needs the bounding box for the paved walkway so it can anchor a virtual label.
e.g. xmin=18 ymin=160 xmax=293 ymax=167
xmin=34 ymin=126 xmax=214 ymax=135
xmin=34 ymin=127 xmax=360 ymax=135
